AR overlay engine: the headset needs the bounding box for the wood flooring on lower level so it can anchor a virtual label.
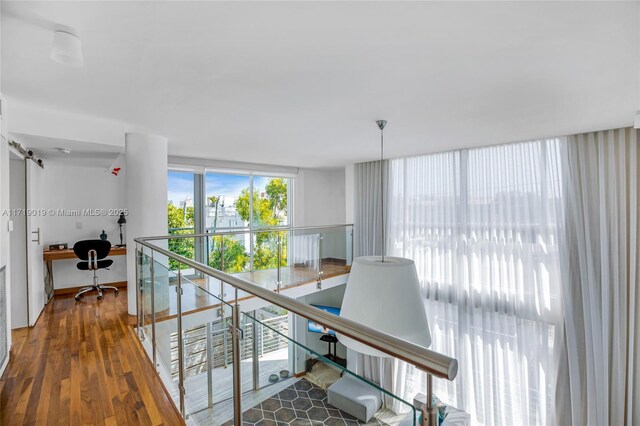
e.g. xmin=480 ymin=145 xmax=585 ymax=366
xmin=0 ymin=289 xmax=183 ymax=426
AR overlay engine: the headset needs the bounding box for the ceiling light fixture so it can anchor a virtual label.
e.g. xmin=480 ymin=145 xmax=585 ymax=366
xmin=51 ymin=29 xmax=84 ymax=67
xmin=57 ymin=148 xmax=72 ymax=154
xmin=337 ymin=120 xmax=431 ymax=357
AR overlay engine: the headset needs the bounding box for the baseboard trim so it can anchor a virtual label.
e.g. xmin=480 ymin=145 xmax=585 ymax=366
xmin=53 ymin=281 xmax=127 ymax=296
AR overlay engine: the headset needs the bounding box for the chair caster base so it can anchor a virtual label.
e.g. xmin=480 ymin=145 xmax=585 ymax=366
xmin=74 ymin=284 xmax=117 ymax=302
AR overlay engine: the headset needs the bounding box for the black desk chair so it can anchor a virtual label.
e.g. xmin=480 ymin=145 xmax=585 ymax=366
xmin=73 ymin=240 xmax=119 ymax=301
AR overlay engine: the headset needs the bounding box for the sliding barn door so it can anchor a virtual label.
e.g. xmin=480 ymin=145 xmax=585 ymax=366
xmin=25 ymin=160 xmax=45 ymax=326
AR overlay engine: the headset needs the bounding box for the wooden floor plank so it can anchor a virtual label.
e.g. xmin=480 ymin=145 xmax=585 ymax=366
xmin=0 ymin=290 xmax=184 ymax=426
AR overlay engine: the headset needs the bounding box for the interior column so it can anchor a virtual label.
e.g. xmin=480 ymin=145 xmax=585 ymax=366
xmin=125 ymin=133 xmax=168 ymax=315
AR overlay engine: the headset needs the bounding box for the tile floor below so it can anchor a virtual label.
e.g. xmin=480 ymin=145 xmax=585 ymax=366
xmin=224 ymin=379 xmax=391 ymax=426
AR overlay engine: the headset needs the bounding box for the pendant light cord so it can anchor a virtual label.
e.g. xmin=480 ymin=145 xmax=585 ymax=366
xmin=380 ymin=125 xmax=385 ymax=263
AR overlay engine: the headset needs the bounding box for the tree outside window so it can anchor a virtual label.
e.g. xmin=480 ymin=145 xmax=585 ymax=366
xmin=167 ymin=202 xmax=195 ymax=270
xmin=236 ymin=177 xmax=289 ymax=270
xmin=168 ymin=173 xmax=290 ymax=272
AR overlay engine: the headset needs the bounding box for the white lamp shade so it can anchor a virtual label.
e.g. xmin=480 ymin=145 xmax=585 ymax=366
xmin=337 ymin=256 xmax=431 ymax=357
xmin=51 ymin=30 xmax=84 ymax=67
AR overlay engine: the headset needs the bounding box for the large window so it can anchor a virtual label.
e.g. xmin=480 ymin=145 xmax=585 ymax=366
xmin=205 ymin=173 xmax=250 ymax=230
xmin=251 ymin=176 xmax=289 ymax=227
xmin=167 ymin=171 xmax=195 ymax=270
xmin=167 ymin=169 xmax=292 ymax=272
xmin=361 ymin=140 xmax=563 ymax=425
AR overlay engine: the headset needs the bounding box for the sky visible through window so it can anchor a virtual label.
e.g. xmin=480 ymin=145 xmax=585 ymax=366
xmin=167 ymin=171 xmax=193 ymax=206
xmin=169 ymin=171 xmax=279 ymax=206
xmin=205 ymin=173 xmax=250 ymax=199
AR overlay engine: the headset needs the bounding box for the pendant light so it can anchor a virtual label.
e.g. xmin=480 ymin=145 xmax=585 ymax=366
xmin=337 ymin=120 xmax=431 ymax=357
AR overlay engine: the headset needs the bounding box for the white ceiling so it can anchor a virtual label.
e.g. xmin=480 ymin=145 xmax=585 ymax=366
xmin=11 ymin=133 xmax=122 ymax=168
xmin=2 ymin=1 xmax=638 ymax=168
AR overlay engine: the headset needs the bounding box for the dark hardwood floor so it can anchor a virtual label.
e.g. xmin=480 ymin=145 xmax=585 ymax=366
xmin=0 ymin=289 xmax=184 ymax=425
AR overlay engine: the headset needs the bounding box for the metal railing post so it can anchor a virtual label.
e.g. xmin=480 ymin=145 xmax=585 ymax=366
xmin=219 ymin=237 xmax=225 ymax=318
xmin=249 ymin=230 xmax=254 ymax=272
xmin=139 ymin=247 xmax=145 ymax=340
xmin=350 ymin=227 xmax=354 ymax=266
xmin=177 ymin=266 xmax=186 ymax=418
xmin=205 ymin=234 xmax=210 ymax=275
xmin=252 ymin=310 xmax=259 ymax=391
xmin=232 ymin=289 xmax=242 ymax=425
xmin=150 ymin=251 xmax=156 ymax=368
xmin=423 ymin=373 xmax=437 ymax=426
xmin=223 ymin=327 xmax=229 ymax=368
xmin=206 ymin=321 xmax=213 ymax=408
xmin=317 ymin=233 xmax=323 ymax=290
xmin=276 ymin=234 xmax=282 ymax=292
xmin=259 ymin=322 xmax=264 ymax=357
xmin=135 ymin=246 xmax=142 ymax=339
xmin=220 ymin=236 xmax=225 ymax=272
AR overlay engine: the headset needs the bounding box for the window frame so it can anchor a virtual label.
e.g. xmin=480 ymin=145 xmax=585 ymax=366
xmin=167 ymin=166 xmax=294 ymax=273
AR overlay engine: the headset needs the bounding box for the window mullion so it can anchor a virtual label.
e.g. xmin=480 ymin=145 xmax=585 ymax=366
xmin=194 ymin=173 xmax=206 ymax=271
xmin=249 ymin=175 xmax=254 ymax=271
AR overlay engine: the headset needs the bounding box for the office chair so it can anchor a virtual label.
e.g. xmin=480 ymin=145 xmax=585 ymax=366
xmin=73 ymin=239 xmax=119 ymax=301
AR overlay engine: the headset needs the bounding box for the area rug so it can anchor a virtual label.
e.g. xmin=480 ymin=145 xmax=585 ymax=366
xmin=232 ymin=379 xmax=390 ymax=426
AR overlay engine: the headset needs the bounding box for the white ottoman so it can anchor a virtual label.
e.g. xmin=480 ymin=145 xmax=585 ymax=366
xmin=327 ymin=375 xmax=382 ymax=422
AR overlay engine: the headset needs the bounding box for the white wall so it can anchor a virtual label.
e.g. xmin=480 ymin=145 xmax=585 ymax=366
xmin=39 ymin=163 xmax=127 ymax=289
xmin=293 ymin=168 xmax=348 ymax=263
xmin=294 ymin=168 xmax=346 ymax=227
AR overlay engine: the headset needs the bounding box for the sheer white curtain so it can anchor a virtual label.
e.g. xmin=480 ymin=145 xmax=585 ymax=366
xmin=385 ymin=140 xmax=564 ymax=425
xmin=557 ymin=128 xmax=640 ymax=426
xmin=352 ymin=159 xmax=409 ymax=414
xmin=290 ymin=234 xmax=320 ymax=269
xmin=354 ymin=160 xmax=389 ymax=258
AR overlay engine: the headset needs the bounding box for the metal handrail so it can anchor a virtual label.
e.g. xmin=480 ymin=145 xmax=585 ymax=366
xmin=143 ymin=223 xmax=354 ymax=241
xmin=135 ymin=233 xmax=458 ymax=381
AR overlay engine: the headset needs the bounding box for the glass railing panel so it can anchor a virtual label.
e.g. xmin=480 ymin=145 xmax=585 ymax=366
xmin=140 ymin=249 xmax=153 ymax=357
xmin=148 ymin=258 xmax=181 ymax=412
xmin=206 ymin=232 xmax=250 ymax=300
xmin=135 ymin=246 xmax=144 ymax=337
xmin=177 ymin=274 xmax=237 ymax=418
xmin=241 ymin=306 xmax=293 ymax=393
xmin=346 ymin=225 xmax=354 ymax=266
xmin=168 ymin=228 xmax=197 ymax=272
xmin=242 ymin=309 xmax=417 ymax=426
xmin=319 ymin=228 xmax=351 ymax=282
xmin=160 ymin=225 xmax=354 ymax=294
xmin=283 ymin=228 xmax=320 ymax=289
xmin=206 ymin=231 xmax=251 ymax=274
xmin=251 ymin=230 xmax=281 ymax=273
xmin=237 ymin=311 xmax=258 ymax=396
